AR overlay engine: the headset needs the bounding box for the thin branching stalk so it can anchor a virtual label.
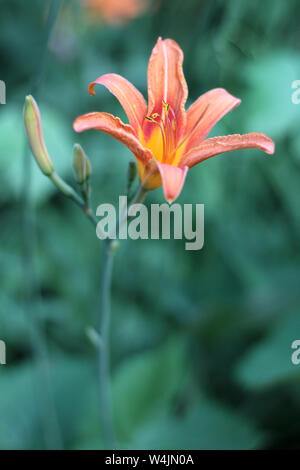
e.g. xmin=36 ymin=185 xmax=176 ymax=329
xmin=98 ymin=184 xmax=147 ymax=448
xmin=50 ymin=166 xmax=147 ymax=449
xmin=50 ymin=172 xmax=98 ymax=227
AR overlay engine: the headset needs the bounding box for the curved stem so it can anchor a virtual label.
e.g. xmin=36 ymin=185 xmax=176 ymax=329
xmin=47 ymin=175 xmax=147 ymax=448
xmin=98 ymin=184 xmax=147 ymax=448
xmin=50 ymin=172 xmax=98 ymax=227
xmin=98 ymin=238 xmax=116 ymax=449
xmin=130 ymin=184 xmax=148 ymax=205
xmin=117 ymin=184 xmax=148 ymax=233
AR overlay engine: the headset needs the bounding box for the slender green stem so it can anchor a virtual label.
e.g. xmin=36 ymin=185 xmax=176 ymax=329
xmin=130 ymin=184 xmax=148 ymax=206
xmin=98 ymin=238 xmax=116 ymax=449
xmin=43 ymin=169 xmax=148 ymax=450
xmin=97 ymin=184 xmax=147 ymax=449
xmin=50 ymin=172 xmax=84 ymax=204
xmin=49 ymin=175 xmax=117 ymax=447
xmin=117 ymin=184 xmax=148 ymax=233
xmin=50 ymin=172 xmax=98 ymax=227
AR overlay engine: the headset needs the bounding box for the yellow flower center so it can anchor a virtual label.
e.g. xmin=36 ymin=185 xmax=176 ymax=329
xmin=143 ymin=100 xmax=184 ymax=166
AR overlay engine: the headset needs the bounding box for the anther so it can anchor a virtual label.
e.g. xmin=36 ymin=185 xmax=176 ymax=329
xmin=162 ymin=100 xmax=170 ymax=114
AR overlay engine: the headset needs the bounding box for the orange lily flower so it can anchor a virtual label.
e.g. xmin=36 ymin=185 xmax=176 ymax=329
xmin=73 ymin=37 xmax=275 ymax=203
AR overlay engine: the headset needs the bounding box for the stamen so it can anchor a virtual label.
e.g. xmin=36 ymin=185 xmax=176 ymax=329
xmin=162 ymin=100 xmax=170 ymax=115
xmin=158 ymin=123 xmax=167 ymax=163
xmin=164 ymin=102 xmax=177 ymax=158
xmin=168 ymin=105 xmax=177 ymax=142
xmin=145 ymin=113 xmax=167 ymax=162
xmin=145 ymin=101 xmax=178 ymax=163
xmin=164 ymin=113 xmax=174 ymax=156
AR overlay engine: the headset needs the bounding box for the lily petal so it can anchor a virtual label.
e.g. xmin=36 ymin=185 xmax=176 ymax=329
xmin=155 ymin=161 xmax=188 ymax=203
xmin=73 ymin=112 xmax=152 ymax=164
xmin=181 ymin=133 xmax=275 ymax=168
xmin=88 ymin=73 xmax=147 ymax=134
xmin=184 ymin=88 xmax=241 ymax=150
xmin=147 ymin=38 xmax=188 ymax=133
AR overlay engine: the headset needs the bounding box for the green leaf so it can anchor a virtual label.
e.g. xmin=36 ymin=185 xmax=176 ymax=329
xmin=0 ymin=356 xmax=96 ymax=449
xmin=133 ymin=399 xmax=264 ymax=450
xmin=0 ymin=362 xmax=38 ymax=449
xmin=112 ymin=336 xmax=187 ymax=441
xmin=241 ymin=51 xmax=300 ymax=138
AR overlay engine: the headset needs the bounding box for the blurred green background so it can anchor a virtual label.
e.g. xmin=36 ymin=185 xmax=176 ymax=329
xmin=1 ymin=0 xmax=300 ymax=450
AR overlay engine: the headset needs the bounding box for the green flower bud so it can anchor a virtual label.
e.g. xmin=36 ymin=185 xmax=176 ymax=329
xmin=73 ymin=144 xmax=91 ymax=184
xmin=23 ymin=95 xmax=54 ymax=176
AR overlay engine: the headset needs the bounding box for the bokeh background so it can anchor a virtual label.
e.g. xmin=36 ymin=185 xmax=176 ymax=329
xmin=1 ymin=0 xmax=300 ymax=450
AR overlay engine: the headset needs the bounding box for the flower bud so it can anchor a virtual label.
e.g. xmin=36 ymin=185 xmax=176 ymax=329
xmin=23 ymin=95 xmax=54 ymax=176
xmin=73 ymin=143 xmax=91 ymax=184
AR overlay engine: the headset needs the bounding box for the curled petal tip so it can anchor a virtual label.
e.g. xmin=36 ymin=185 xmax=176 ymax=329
xmin=73 ymin=116 xmax=83 ymax=132
xmin=156 ymin=162 xmax=188 ymax=203
xmin=87 ymin=73 xmax=147 ymax=132
xmin=264 ymin=137 xmax=275 ymax=155
xmin=166 ymin=197 xmax=175 ymax=204
xmin=181 ymin=132 xmax=275 ymax=168
xmin=88 ymin=82 xmax=96 ymax=96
